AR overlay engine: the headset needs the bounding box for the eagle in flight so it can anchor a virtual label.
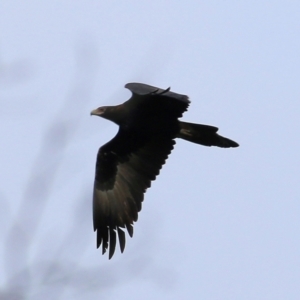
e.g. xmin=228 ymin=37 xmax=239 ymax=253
xmin=91 ymin=83 xmax=239 ymax=259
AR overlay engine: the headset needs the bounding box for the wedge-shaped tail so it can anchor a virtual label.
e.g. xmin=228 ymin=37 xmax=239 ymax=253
xmin=178 ymin=121 xmax=239 ymax=148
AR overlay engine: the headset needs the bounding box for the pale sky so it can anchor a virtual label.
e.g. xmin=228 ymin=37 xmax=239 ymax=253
xmin=1 ymin=1 xmax=300 ymax=299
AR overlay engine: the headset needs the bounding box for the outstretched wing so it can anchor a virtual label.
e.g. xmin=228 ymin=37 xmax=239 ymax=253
xmin=125 ymin=82 xmax=189 ymax=103
xmin=93 ymin=84 xmax=189 ymax=258
xmin=93 ymin=132 xmax=175 ymax=259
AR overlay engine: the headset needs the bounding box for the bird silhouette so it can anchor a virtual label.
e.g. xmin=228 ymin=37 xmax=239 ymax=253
xmin=91 ymin=83 xmax=239 ymax=259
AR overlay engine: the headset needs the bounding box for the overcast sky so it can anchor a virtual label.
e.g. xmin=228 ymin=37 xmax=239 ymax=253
xmin=1 ymin=1 xmax=300 ymax=299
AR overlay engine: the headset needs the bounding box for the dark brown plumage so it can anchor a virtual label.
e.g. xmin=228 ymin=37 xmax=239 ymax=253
xmin=91 ymin=83 xmax=239 ymax=259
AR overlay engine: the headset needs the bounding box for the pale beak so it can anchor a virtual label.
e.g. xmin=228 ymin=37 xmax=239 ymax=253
xmin=90 ymin=108 xmax=100 ymax=116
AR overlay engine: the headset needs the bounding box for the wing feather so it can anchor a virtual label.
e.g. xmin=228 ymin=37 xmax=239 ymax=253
xmin=108 ymin=227 xmax=117 ymax=259
xmin=117 ymin=227 xmax=126 ymax=252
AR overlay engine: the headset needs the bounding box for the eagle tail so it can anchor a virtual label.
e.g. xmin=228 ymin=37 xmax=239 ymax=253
xmin=177 ymin=121 xmax=239 ymax=148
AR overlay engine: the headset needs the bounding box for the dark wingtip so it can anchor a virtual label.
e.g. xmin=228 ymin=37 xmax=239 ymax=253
xmin=117 ymin=227 xmax=126 ymax=253
xmin=102 ymin=242 xmax=107 ymax=255
xmin=96 ymin=228 xmax=108 ymax=255
xmin=108 ymin=228 xmax=117 ymax=259
xmin=96 ymin=226 xmax=129 ymax=259
xmin=126 ymin=223 xmax=134 ymax=237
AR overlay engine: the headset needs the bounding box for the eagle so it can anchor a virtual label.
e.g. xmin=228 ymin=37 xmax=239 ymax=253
xmin=91 ymin=83 xmax=238 ymax=259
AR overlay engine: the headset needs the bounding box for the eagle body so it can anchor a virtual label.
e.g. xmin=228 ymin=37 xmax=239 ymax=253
xmin=91 ymin=83 xmax=238 ymax=259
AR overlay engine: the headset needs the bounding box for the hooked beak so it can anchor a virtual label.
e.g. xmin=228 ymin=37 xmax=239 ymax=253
xmin=90 ymin=108 xmax=101 ymax=116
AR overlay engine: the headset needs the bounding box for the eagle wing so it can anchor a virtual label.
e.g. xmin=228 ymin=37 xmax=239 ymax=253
xmin=93 ymin=84 xmax=189 ymax=258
